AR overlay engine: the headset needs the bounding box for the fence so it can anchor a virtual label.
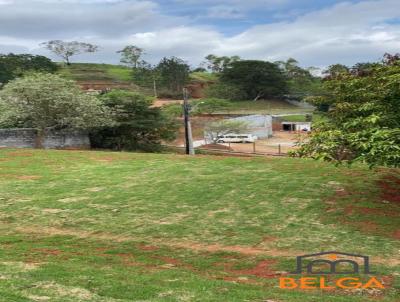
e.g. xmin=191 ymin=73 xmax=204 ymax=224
xmin=164 ymin=143 xmax=288 ymax=157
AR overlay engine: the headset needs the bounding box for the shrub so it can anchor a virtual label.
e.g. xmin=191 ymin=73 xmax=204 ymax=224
xmin=90 ymin=90 xmax=178 ymax=152
xmin=204 ymin=82 xmax=247 ymax=101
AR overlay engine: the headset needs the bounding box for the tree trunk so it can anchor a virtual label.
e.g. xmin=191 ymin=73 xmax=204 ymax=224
xmin=34 ymin=129 xmax=45 ymax=149
xmin=253 ymin=92 xmax=262 ymax=101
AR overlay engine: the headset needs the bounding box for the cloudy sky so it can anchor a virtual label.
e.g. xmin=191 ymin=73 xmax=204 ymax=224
xmin=0 ymin=0 xmax=399 ymax=69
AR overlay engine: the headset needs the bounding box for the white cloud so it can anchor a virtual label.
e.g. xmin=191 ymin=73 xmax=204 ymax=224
xmin=118 ymin=0 xmax=400 ymax=67
xmin=0 ymin=0 xmax=399 ymax=67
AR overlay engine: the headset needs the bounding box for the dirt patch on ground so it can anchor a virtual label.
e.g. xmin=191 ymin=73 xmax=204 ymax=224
xmin=392 ymin=229 xmax=400 ymax=240
xmin=17 ymin=175 xmax=42 ymax=180
xmin=14 ymin=225 xmax=400 ymax=266
xmin=115 ymin=253 xmax=140 ymax=266
xmin=378 ymin=175 xmax=400 ymax=204
xmin=58 ymin=196 xmax=90 ymax=203
xmin=325 ymin=178 xmax=400 ymax=239
xmin=152 ymin=99 xmax=183 ymax=108
xmin=138 ymin=244 xmax=159 ymax=251
xmin=6 ymin=152 xmax=34 ymax=157
xmin=344 ymin=206 xmax=399 ymax=217
xmin=15 ymin=225 xmax=294 ymax=257
xmin=155 ymin=256 xmax=181 ymax=265
xmin=167 ymin=242 xmax=297 ymax=258
xmin=201 ymin=144 xmax=233 ymax=151
xmin=33 ymin=248 xmax=63 ymax=256
xmin=90 ymin=156 xmax=117 ymax=163
xmin=225 ymin=259 xmax=280 ymax=279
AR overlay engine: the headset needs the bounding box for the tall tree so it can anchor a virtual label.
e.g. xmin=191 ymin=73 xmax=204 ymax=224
xmin=220 ymin=60 xmax=287 ymax=101
xmin=117 ymin=45 xmax=145 ymax=68
xmin=0 ymin=53 xmax=57 ymax=85
xmin=296 ymin=56 xmax=400 ymax=167
xmin=322 ymin=64 xmax=349 ymax=79
xmin=156 ymin=57 xmax=190 ymax=94
xmin=276 ymin=58 xmax=323 ymax=99
xmin=204 ymin=54 xmax=240 ymax=73
xmin=41 ymin=40 xmax=98 ymax=65
xmin=0 ymin=73 xmax=109 ymax=148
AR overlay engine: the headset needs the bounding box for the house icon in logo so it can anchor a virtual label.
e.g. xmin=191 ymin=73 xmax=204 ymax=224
xmin=291 ymin=251 xmax=374 ymax=275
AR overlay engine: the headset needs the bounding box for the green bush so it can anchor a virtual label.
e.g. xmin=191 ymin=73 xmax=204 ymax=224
xmin=204 ymin=82 xmax=247 ymax=100
xmin=162 ymin=103 xmax=183 ymax=118
xmin=90 ymin=90 xmax=178 ymax=152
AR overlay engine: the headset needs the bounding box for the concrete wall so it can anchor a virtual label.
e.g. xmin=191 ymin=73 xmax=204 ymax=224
xmin=228 ymin=115 xmax=273 ymax=138
xmin=0 ymin=128 xmax=90 ymax=149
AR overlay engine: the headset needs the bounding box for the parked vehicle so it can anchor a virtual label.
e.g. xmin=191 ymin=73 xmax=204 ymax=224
xmin=217 ymin=134 xmax=258 ymax=143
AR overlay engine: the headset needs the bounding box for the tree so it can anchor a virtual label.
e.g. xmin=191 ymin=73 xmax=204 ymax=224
xmin=132 ymin=62 xmax=161 ymax=97
xmin=193 ymin=67 xmax=207 ymax=73
xmin=204 ymin=54 xmax=240 ymax=73
xmin=382 ymin=52 xmax=400 ymax=65
xmin=156 ymin=57 xmax=190 ymax=96
xmin=350 ymin=62 xmax=380 ymax=76
xmin=220 ymin=60 xmax=287 ymax=101
xmin=322 ymin=64 xmax=349 ymax=79
xmin=40 ymin=40 xmax=99 ymax=65
xmin=295 ymin=56 xmax=400 ymax=167
xmin=0 ymin=53 xmax=57 ymax=85
xmin=0 ymin=73 xmax=109 ymax=148
xmin=276 ymin=58 xmax=323 ymax=99
xmin=90 ymin=90 xmax=177 ymax=151
xmin=117 ymin=45 xmax=144 ymax=68
xmin=205 ymin=82 xmax=247 ymax=101
xmin=205 ymin=120 xmax=249 ymax=143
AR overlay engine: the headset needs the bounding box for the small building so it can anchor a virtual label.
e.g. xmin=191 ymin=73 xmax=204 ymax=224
xmin=282 ymin=122 xmax=312 ymax=132
xmin=228 ymin=115 xmax=273 ymax=138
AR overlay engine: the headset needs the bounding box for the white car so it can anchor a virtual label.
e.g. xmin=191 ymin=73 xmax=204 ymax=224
xmin=217 ymin=134 xmax=258 ymax=143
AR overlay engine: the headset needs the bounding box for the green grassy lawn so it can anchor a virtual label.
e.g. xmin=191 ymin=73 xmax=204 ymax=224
xmin=189 ymin=72 xmax=218 ymax=83
xmin=0 ymin=149 xmax=398 ymax=301
xmin=58 ymin=63 xmax=132 ymax=82
xmin=213 ymin=100 xmax=314 ymax=115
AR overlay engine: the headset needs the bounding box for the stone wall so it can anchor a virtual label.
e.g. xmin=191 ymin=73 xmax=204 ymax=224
xmin=0 ymin=128 xmax=90 ymax=149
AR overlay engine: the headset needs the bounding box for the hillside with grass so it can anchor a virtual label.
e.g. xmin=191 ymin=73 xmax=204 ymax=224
xmin=0 ymin=149 xmax=398 ymax=301
xmin=57 ymin=64 xmax=308 ymax=115
xmin=58 ymin=63 xmax=136 ymax=90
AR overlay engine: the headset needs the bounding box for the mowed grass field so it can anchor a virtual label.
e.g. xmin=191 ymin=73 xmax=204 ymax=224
xmin=0 ymin=149 xmax=398 ymax=301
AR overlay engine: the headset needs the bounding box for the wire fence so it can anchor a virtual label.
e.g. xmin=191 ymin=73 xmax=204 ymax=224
xmin=164 ymin=144 xmax=289 ymax=157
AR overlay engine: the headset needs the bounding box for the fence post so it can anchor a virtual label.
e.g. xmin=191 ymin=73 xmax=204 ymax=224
xmin=278 ymin=144 xmax=281 ymax=154
xmin=253 ymin=142 xmax=256 ymax=153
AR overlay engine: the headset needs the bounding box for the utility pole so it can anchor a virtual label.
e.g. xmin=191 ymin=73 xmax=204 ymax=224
xmin=183 ymin=88 xmax=195 ymax=155
xmin=153 ymin=78 xmax=158 ymax=98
